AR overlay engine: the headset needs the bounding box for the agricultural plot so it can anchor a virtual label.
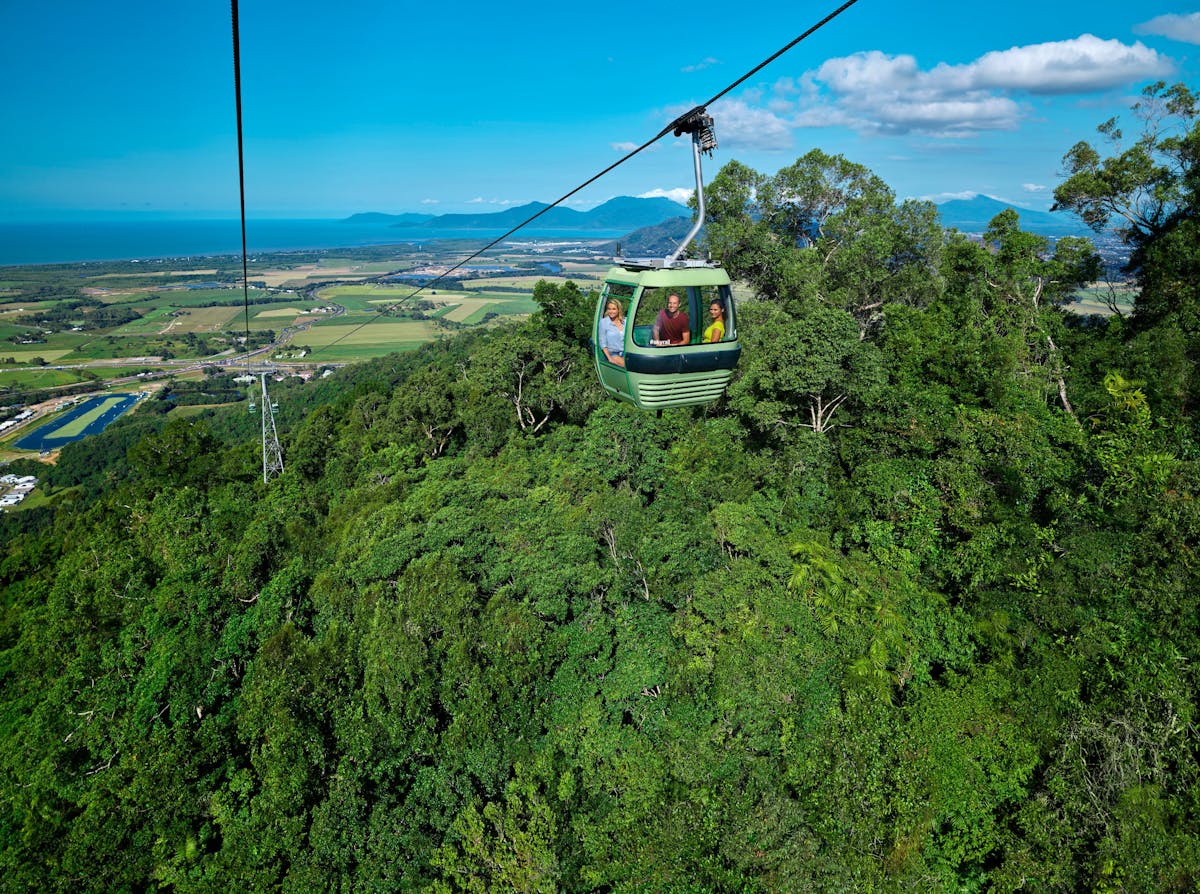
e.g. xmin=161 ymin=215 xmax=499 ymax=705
xmin=0 ymin=366 xmax=80 ymax=387
xmin=89 ymin=269 xmax=218 ymax=280
xmin=1071 ymin=283 xmax=1137 ymax=316
xmin=441 ymin=298 xmax=496 ymax=323
xmin=299 ymin=320 xmax=440 ymax=359
xmin=0 ymin=348 xmax=74 ymax=364
xmin=471 ymin=275 xmax=562 ymax=290
xmin=256 ymin=259 xmax=399 ymax=287
xmin=93 ymin=293 xmax=165 ymax=310
xmin=0 ymin=364 xmax=152 ymax=387
xmin=155 ymin=288 xmax=258 ymax=304
xmin=472 ymin=293 xmax=540 ymax=315
xmin=308 ymin=258 xmax=405 ymax=274
xmin=0 ymin=321 xmax=31 ymax=341
xmin=558 ymin=260 xmax=611 ymax=274
xmin=106 ymin=306 xmax=176 ymax=335
xmin=163 ymin=306 xmax=244 ymax=333
xmin=447 ymin=294 xmax=541 ymax=323
xmin=247 ymin=304 xmax=313 ymax=330
xmin=320 ymin=290 xmax=422 ymax=317
xmin=56 ymin=338 xmax=161 ymax=361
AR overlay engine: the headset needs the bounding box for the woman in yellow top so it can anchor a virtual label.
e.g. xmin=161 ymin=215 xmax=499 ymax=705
xmin=703 ymin=300 xmax=725 ymax=343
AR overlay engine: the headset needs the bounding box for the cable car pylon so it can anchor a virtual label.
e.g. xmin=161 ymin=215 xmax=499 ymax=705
xmin=259 ymin=371 xmax=284 ymax=483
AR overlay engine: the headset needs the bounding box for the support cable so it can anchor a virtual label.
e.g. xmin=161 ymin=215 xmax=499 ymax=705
xmin=231 ymin=0 xmax=252 ymax=371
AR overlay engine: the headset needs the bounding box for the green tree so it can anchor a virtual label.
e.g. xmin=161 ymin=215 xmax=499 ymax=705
xmin=1054 ymin=82 xmax=1200 ymax=415
xmin=704 ymin=150 xmax=944 ymax=326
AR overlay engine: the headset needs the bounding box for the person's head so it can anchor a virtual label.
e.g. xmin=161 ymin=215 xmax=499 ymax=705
xmin=666 ymin=293 xmax=681 ymax=314
xmin=605 ymin=299 xmax=624 ymax=321
xmin=709 ymin=300 xmax=724 ymax=319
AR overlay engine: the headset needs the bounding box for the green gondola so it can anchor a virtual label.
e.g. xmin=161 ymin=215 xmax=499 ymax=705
xmin=591 ymin=108 xmax=740 ymax=410
xmin=593 ymin=260 xmax=739 ymax=410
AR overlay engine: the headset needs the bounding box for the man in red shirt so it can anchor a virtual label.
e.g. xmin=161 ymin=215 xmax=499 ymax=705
xmin=651 ymin=293 xmax=690 ymax=346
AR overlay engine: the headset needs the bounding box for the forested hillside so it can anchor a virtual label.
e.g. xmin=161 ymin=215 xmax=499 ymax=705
xmin=2 ymin=83 xmax=1197 ymax=892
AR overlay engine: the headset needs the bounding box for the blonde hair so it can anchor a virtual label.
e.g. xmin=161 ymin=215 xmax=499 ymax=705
xmin=605 ymin=298 xmax=625 ymax=324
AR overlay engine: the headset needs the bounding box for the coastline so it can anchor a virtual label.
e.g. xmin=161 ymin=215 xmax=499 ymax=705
xmin=0 ymin=219 xmax=624 ymax=267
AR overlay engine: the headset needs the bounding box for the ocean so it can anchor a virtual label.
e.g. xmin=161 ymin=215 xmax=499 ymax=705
xmin=0 ymin=219 xmax=625 ymax=267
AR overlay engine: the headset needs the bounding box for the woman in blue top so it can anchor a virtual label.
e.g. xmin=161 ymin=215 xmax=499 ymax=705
xmin=599 ymin=298 xmax=626 ymax=367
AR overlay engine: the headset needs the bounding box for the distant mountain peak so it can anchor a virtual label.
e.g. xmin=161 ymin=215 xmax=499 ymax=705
xmin=935 ymin=194 xmax=1089 ymax=238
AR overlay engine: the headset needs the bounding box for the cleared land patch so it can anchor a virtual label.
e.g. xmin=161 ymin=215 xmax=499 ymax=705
xmin=0 ymin=348 xmax=73 ymax=363
xmin=91 ymin=269 xmax=219 ymax=279
xmin=442 ymin=298 xmax=495 ymax=322
xmin=167 ymin=306 xmax=242 ymax=332
xmin=0 ymin=367 xmax=80 ymax=388
xmin=1070 ymin=283 xmax=1137 ymax=316
xmin=257 ymin=264 xmax=375 ymax=287
xmin=472 ymin=275 xmax=559 ymax=290
xmin=298 ymin=321 xmax=440 ymax=359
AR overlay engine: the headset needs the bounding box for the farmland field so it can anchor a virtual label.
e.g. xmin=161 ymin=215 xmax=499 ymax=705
xmin=298 ymin=321 xmax=440 ymax=359
xmin=0 ymin=365 xmax=155 ymax=387
xmin=157 ymin=306 xmax=243 ymax=332
xmin=442 ymin=298 xmax=496 ymax=323
xmin=0 ymin=348 xmax=74 ymax=364
xmin=1071 ymin=283 xmax=1137 ymax=316
xmin=0 ymin=366 xmax=81 ymax=387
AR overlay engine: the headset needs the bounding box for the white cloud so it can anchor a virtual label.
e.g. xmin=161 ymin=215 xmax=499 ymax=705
xmin=964 ymin=35 xmax=1173 ymax=94
xmin=784 ymin=36 xmax=1174 ymax=137
xmin=466 ymin=197 xmax=517 ymax=206
xmin=801 ymin=51 xmax=1022 ymax=136
xmin=709 ymin=98 xmax=793 ymax=150
xmin=815 ymin=37 xmax=1171 ymax=96
xmin=683 ymin=56 xmax=720 ymax=73
xmin=611 ymin=141 xmax=638 ymax=152
xmin=1022 ymin=183 xmax=1048 ymax=193
xmin=795 ymin=55 xmax=1023 ymax=136
xmin=919 ymin=190 xmax=979 ymax=203
xmin=638 ymin=187 xmax=694 ymax=204
xmin=1135 ymin=12 xmax=1200 ymax=45
xmin=420 ymin=198 xmax=439 ymax=205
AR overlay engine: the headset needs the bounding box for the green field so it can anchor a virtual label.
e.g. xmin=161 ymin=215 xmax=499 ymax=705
xmin=0 ymin=348 xmax=76 ymax=364
xmin=316 ymin=285 xmax=422 ymax=314
xmin=0 ymin=366 xmax=82 ymax=387
xmin=1071 ymin=283 xmax=1138 ymax=315
xmin=297 ymin=321 xmax=441 ymax=359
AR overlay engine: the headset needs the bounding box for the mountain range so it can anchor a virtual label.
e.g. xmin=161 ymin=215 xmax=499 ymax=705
xmin=344 ymin=196 xmax=690 ymax=232
xmin=346 ymin=193 xmax=1093 ymax=239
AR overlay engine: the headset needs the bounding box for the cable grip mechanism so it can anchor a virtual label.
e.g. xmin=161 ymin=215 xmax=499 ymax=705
xmin=671 ymin=107 xmax=718 ymax=155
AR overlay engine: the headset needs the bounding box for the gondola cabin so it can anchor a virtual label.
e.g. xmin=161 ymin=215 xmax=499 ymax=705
xmin=593 ymin=260 xmax=740 ymax=410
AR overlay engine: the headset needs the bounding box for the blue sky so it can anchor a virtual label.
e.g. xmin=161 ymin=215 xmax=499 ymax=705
xmin=2 ymin=0 xmax=1197 ymax=220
